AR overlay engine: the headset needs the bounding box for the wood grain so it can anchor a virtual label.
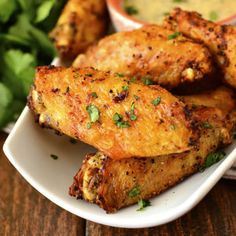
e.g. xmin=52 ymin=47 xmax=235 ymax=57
xmin=1 ymin=132 xmax=236 ymax=236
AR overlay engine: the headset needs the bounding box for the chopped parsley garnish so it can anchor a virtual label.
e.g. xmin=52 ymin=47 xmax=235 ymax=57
xmin=173 ymin=0 xmax=186 ymax=2
xmin=142 ymin=76 xmax=155 ymax=85
xmin=113 ymin=112 xmax=130 ymax=128
xmin=209 ymin=11 xmax=219 ymax=21
xmin=151 ymin=96 xmax=161 ymax=106
xmin=130 ymin=76 xmax=137 ymax=83
xmin=115 ymin=72 xmax=125 ymax=77
xmin=128 ymin=185 xmax=140 ymax=197
xmin=199 ymin=150 xmax=226 ymax=172
xmin=69 ymin=138 xmax=77 ymax=144
xmin=86 ymin=122 xmax=92 ymax=129
xmin=133 ymin=95 xmax=140 ymax=101
xmin=170 ymin=124 xmax=176 ymax=130
xmin=163 ymin=12 xmax=170 ymax=16
xmin=128 ymin=102 xmax=137 ymax=121
xmin=137 ymin=199 xmax=151 ymax=211
xmin=91 ymin=92 xmax=98 ymax=98
xmin=124 ymin=5 xmax=138 ymax=15
xmin=86 ymin=104 xmax=100 ymax=123
xmin=168 ymin=32 xmax=182 ymax=40
xmin=50 ymin=154 xmax=58 ymax=160
xmin=202 ymin=122 xmax=213 ymax=129
xmin=122 ymin=85 xmax=129 ymax=91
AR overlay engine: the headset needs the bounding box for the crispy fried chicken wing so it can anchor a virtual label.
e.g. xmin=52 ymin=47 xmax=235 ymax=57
xmin=28 ymin=66 xmax=194 ymax=159
xmin=69 ymin=106 xmax=234 ymax=213
xmin=178 ymin=86 xmax=235 ymax=114
xmin=164 ymin=8 xmax=236 ymax=88
xmin=49 ymin=0 xmax=107 ymax=60
xmin=73 ymin=25 xmax=214 ymax=89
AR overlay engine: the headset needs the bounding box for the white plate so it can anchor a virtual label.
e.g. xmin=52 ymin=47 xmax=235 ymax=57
xmin=3 ymin=106 xmax=236 ymax=228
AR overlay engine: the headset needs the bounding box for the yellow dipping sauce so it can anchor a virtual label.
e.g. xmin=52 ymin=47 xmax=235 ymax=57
xmin=123 ymin=0 xmax=236 ymax=23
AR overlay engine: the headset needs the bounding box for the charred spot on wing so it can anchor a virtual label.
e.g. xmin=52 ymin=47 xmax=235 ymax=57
xmin=113 ymin=90 xmax=128 ymax=103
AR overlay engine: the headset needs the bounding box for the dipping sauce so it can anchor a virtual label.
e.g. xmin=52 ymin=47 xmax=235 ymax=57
xmin=123 ymin=0 xmax=236 ymax=23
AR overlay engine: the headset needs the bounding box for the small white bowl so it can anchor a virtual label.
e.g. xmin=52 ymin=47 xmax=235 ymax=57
xmin=106 ymin=0 xmax=236 ymax=31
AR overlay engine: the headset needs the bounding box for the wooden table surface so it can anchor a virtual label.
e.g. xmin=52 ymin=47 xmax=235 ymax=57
xmin=0 ymin=132 xmax=236 ymax=236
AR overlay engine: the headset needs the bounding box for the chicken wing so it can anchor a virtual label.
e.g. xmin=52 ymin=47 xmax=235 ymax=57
xmin=28 ymin=66 xmax=194 ymax=159
xmin=164 ymin=8 xmax=236 ymax=88
xmin=49 ymin=0 xmax=107 ymax=60
xmin=69 ymin=105 xmax=234 ymax=213
xmin=178 ymin=86 xmax=235 ymax=114
xmin=73 ymin=25 xmax=214 ymax=89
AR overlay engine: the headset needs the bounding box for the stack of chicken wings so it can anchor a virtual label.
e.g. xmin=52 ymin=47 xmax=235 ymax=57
xmin=28 ymin=4 xmax=236 ymax=213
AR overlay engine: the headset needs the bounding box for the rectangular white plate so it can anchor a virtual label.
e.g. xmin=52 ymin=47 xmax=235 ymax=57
xmin=3 ymin=106 xmax=236 ymax=228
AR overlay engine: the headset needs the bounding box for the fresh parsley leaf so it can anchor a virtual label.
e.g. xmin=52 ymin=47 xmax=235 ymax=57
xmin=151 ymin=96 xmax=161 ymax=106
xmin=137 ymin=199 xmax=151 ymax=211
xmin=142 ymin=76 xmax=155 ymax=85
xmin=86 ymin=104 xmax=100 ymax=123
xmin=130 ymin=76 xmax=137 ymax=83
xmin=128 ymin=186 xmax=140 ymax=197
xmin=35 ymin=0 xmax=55 ymax=23
xmin=128 ymin=102 xmax=137 ymax=121
xmin=115 ymin=72 xmax=125 ymax=77
xmin=122 ymin=85 xmax=129 ymax=91
xmin=91 ymin=92 xmax=98 ymax=98
xmin=168 ymin=32 xmax=181 ymax=40
xmin=0 ymin=0 xmax=17 ymax=23
xmin=124 ymin=6 xmax=138 ymax=15
xmin=113 ymin=112 xmax=130 ymax=128
xmin=199 ymin=150 xmax=226 ymax=172
xmin=86 ymin=122 xmax=92 ymax=129
xmin=133 ymin=95 xmax=140 ymax=101
xmin=209 ymin=11 xmax=219 ymax=21
xmin=202 ymin=122 xmax=213 ymax=129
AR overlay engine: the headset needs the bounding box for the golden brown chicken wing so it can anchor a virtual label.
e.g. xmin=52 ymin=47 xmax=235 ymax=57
xmin=178 ymin=86 xmax=235 ymax=114
xmin=28 ymin=66 xmax=194 ymax=159
xmin=164 ymin=8 xmax=236 ymax=89
xmin=73 ymin=25 xmax=214 ymax=89
xmin=69 ymin=105 xmax=234 ymax=213
xmin=49 ymin=0 xmax=107 ymax=60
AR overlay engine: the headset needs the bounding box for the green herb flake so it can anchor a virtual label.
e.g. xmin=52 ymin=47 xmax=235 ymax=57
xmin=133 ymin=95 xmax=140 ymax=101
xmin=142 ymin=77 xmax=155 ymax=85
xmin=199 ymin=150 xmax=226 ymax=172
xmin=115 ymin=72 xmax=125 ymax=77
xmin=173 ymin=0 xmax=186 ymax=2
xmin=170 ymin=124 xmax=176 ymax=130
xmin=168 ymin=32 xmax=182 ymax=40
xmin=137 ymin=199 xmax=151 ymax=211
xmin=151 ymin=96 xmax=161 ymax=106
xmin=209 ymin=11 xmax=219 ymax=21
xmin=86 ymin=122 xmax=92 ymax=129
xmin=124 ymin=5 xmax=138 ymax=15
xmin=50 ymin=154 xmax=58 ymax=160
xmin=86 ymin=104 xmax=100 ymax=123
xmin=130 ymin=76 xmax=137 ymax=83
xmin=91 ymin=92 xmax=98 ymax=98
xmin=113 ymin=112 xmax=130 ymax=128
xmin=122 ymin=85 xmax=129 ymax=91
xmin=128 ymin=185 xmax=140 ymax=197
xmin=202 ymin=122 xmax=213 ymax=129
xmin=69 ymin=138 xmax=77 ymax=144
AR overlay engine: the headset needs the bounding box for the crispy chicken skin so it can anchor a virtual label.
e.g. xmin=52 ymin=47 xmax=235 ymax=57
xmin=164 ymin=8 xmax=236 ymax=88
xmin=69 ymin=106 xmax=234 ymax=213
xmin=49 ymin=0 xmax=107 ymax=60
xmin=28 ymin=66 xmax=194 ymax=159
xmin=73 ymin=25 xmax=214 ymax=89
xmin=178 ymin=86 xmax=236 ymax=114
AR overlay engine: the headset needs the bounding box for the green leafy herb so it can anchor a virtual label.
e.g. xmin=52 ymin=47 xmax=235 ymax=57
xmin=128 ymin=185 xmax=140 ymax=197
xmin=170 ymin=124 xmax=176 ymax=130
xmin=122 ymin=85 xmax=129 ymax=91
xmin=91 ymin=92 xmax=98 ymax=98
xmin=115 ymin=72 xmax=125 ymax=77
xmin=199 ymin=150 xmax=226 ymax=172
xmin=130 ymin=76 xmax=137 ymax=83
xmin=128 ymin=102 xmax=137 ymax=121
xmin=142 ymin=76 xmax=155 ymax=85
xmin=168 ymin=32 xmax=182 ymax=40
xmin=124 ymin=6 xmax=138 ymax=15
xmin=86 ymin=122 xmax=92 ymax=129
xmin=202 ymin=122 xmax=213 ymax=129
xmin=0 ymin=0 xmax=17 ymax=23
xmin=209 ymin=11 xmax=219 ymax=21
xmin=113 ymin=112 xmax=130 ymax=128
xmin=173 ymin=0 xmax=186 ymax=2
xmin=133 ymin=95 xmax=140 ymax=101
xmin=137 ymin=199 xmax=151 ymax=211
xmin=35 ymin=0 xmax=55 ymax=23
xmin=86 ymin=104 xmax=100 ymax=123
xmin=151 ymin=96 xmax=161 ymax=106
xmin=50 ymin=154 xmax=58 ymax=160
